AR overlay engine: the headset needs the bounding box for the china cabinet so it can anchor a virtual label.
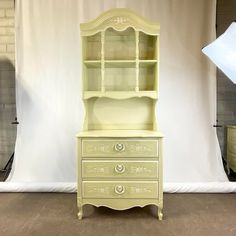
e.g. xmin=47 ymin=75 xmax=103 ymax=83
xmin=226 ymin=125 xmax=236 ymax=174
xmin=77 ymin=8 xmax=163 ymax=220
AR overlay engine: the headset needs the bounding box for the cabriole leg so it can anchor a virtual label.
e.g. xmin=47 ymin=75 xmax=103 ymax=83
xmin=77 ymin=200 xmax=83 ymax=220
xmin=158 ymin=207 xmax=163 ymax=220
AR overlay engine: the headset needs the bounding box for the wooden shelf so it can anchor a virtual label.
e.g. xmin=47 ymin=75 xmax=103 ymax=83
xmin=84 ymin=60 xmax=101 ymax=67
xmin=84 ymin=59 xmax=157 ymax=67
xmin=139 ymin=60 xmax=157 ymax=67
xmin=77 ymin=129 xmax=163 ymax=138
xmin=83 ymin=91 xmax=158 ymax=99
xmin=105 ymin=60 xmax=135 ymax=68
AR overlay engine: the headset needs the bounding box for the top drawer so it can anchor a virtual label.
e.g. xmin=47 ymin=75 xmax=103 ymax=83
xmin=82 ymin=139 xmax=158 ymax=157
xmin=228 ymin=128 xmax=236 ymax=142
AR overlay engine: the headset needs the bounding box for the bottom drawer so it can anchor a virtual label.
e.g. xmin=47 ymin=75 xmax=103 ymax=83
xmin=82 ymin=181 xmax=158 ymax=199
xmin=228 ymin=152 xmax=236 ymax=165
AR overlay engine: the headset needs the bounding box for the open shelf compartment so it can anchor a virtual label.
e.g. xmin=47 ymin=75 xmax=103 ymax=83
xmin=139 ymin=63 xmax=157 ymax=91
xmin=105 ymin=61 xmax=136 ymax=91
xmin=87 ymin=97 xmax=155 ymax=130
xmin=82 ymin=29 xmax=159 ymax=94
xmin=83 ymin=32 xmax=101 ymax=60
xmin=83 ymin=63 xmax=101 ymax=91
xmin=105 ymin=27 xmax=136 ymax=60
xmin=139 ymin=32 xmax=157 ymax=60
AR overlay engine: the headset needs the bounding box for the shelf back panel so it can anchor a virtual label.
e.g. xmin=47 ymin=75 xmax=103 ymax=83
xmin=105 ymin=27 xmax=136 ymax=60
xmin=87 ymin=97 xmax=154 ymax=130
xmin=83 ymin=32 xmax=101 ymax=60
xmin=105 ymin=67 xmax=136 ymax=91
xmin=139 ymin=64 xmax=157 ymax=91
xmin=84 ymin=65 xmax=101 ymax=91
xmin=139 ymin=32 xmax=157 ymax=60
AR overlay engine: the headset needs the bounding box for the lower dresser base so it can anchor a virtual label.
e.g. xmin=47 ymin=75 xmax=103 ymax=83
xmin=77 ymin=198 xmax=163 ymax=220
xmin=77 ymin=135 xmax=163 ymax=220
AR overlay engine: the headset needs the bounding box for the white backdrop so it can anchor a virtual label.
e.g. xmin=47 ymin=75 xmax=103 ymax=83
xmin=2 ymin=0 xmax=236 ymax=192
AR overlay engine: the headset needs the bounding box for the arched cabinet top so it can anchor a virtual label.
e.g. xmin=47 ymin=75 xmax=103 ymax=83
xmin=80 ymin=8 xmax=160 ymax=36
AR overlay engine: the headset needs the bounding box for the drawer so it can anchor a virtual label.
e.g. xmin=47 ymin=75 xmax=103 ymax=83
xmin=228 ymin=129 xmax=236 ymax=142
xmin=228 ymin=151 xmax=236 ymax=164
xmin=228 ymin=134 xmax=236 ymax=143
xmin=228 ymin=143 xmax=236 ymax=153
xmin=82 ymin=160 xmax=158 ymax=179
xmin=82 ymin=181 xmax=158 ymax=199
xmin=82 ymin=139 xmax=158 ymax=157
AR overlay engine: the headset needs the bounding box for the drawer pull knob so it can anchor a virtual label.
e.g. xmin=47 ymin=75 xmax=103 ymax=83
xmin=115 ymin=164 xmax=125 ymax=173
xmin=115 ymin=143 xmax=125 ymax=152
xmin=115 ymin=185 xmax=125 ymax=195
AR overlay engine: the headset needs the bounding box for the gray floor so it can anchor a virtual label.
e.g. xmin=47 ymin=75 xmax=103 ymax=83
xmin=0 ymin=193 xmax=235 ymax=236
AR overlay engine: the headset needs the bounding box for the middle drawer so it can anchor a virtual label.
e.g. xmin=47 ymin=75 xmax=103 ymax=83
xmin=82 ymin=160 xmax=158 ymax=179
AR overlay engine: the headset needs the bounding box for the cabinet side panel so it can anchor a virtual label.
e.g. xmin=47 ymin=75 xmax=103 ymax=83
xmin=158 ymin=138 xmax=163 ymax=208
xmin=77 ymin=138 xmax=82 ymax=199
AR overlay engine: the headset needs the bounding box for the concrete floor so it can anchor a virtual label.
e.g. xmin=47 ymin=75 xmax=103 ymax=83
xmin=0 ymin=193 xmax=235 ymax=236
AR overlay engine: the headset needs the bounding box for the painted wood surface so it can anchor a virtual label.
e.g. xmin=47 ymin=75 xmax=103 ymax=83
xmin=82 ymin=160 xmax=159 ymax=178
xmin=83 ymin=181 xmax=158 ymax=198
xmin=77 ymin=8 xmax=163 ymax=220
xmin=82 ymin=139 xmax=158 ymax=157
xmin=227 ymin=125 xmax=236 ymax=173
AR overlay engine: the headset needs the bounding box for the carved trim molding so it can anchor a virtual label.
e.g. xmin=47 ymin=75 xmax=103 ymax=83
xmin=110 ymin=16 xmax=129 ymax=24
xmin=80 ymin=8 xmax=160 ymax=36
xmin=130 ymin=166 xmax=152 ymax=174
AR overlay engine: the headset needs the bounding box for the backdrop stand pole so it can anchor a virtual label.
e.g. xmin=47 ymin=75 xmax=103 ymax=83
xmin=3 ymin=117 xmax=19 ymax=181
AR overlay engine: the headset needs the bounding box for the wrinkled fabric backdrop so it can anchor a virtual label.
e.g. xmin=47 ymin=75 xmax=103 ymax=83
xmin=3 ymin=0 xmax=235 ymax=192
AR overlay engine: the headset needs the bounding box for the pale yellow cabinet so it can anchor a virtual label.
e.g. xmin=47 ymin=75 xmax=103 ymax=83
xmin=226 ymin=125 xmax=236 ymax=173
xmin=77 ymin=8 xmax=163 ymax=220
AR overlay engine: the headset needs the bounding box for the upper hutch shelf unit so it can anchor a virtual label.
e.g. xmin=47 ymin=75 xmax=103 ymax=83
xmin=81 ymin=9 xmax=160 ymax=100
xmin=77 ymin=8 xmax=163 ymax=220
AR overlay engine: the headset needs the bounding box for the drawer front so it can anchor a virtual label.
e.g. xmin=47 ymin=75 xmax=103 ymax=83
xmin=83 ymin=181 xmax=158 ymax=199
xmin=82 ymin=160 xmax=158 ymax=179
xmin=228 ymin=134 xmax=236 ymax=143
xmin=228 ymin=143 xmax=236 ymax=153
xmin=228 ymin=129 xmax=236 ymax=142
xmin=82 ymin=139 xmax=158 ymax=157
xmin=228 ymin=151 xmax=236 ymax=164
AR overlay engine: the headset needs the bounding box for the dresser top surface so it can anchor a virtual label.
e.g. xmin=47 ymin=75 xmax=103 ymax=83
xmin=77 ymin=130 xmax=163 ymax=138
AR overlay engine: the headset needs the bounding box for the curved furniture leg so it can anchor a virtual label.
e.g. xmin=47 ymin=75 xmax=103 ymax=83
xmin=77 ymin=200 xmax=83 ymax=220
xmin=158 ymin=207 xmax=163 ymax=220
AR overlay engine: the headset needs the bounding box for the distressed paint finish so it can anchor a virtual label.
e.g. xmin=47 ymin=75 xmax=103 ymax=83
xmin=77 ymin=8 xmax=163 ymax=220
